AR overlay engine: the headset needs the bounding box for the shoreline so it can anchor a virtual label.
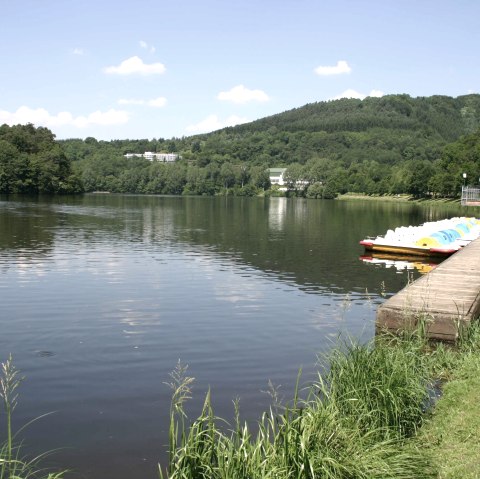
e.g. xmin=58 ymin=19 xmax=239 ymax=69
xmin=337 ymin=193 xmax=465 ymax=205
xmin=158 ymin=324 xmax=480 ymax=478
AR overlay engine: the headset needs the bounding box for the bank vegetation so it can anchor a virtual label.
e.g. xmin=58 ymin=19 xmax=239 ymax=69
xmin=2 ymin=94 xmax=480 ymax=199
xmin=159 ymin=322 xmax=480 ymax=478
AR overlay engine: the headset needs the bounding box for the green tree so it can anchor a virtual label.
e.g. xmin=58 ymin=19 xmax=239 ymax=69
xmin=0 ymin=125 xmax=82 ymax=194
xmin=406 ymin=160 xmax=435 ymax=197
xmin=306 ymin=182 xmax=324 ymax=198
xmin=0 ymin=140 xmax=22 ymax=193
xmin=284 ymin=163 xmax=307 ymax=195
xmin=251 ymin=166 xmax=271 ymax=190
xmin=235 ymin=163 xmax=250 ymax=188
xmin=220 ymin=162 xmax=236 ymax=189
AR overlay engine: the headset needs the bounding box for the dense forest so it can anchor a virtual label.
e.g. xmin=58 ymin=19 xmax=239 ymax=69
xmin=1 ymin=94 xmax=480 ymax=197
xmin=0 ymin=123 xmax=82 ymax=194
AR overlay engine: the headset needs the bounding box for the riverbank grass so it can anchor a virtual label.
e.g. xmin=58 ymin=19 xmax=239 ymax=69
xmin=418 ymin=326 xmax=480 ymax=478
xmin=160 ymin=333 xmax=438 ymax=479
xmin=337 ymin=193 xmax=465 ymax=206
xmin=160 ymin=323 xmax=480 ymax=479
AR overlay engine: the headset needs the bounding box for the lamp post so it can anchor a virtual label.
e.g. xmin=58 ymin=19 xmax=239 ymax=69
xmin=463 ymin=172 xmax=467 ymax=186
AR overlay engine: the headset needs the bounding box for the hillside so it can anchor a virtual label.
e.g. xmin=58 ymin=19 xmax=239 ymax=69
xmin=189 ymin=94 xmax=480 ymax=166
xmin=234 ymin=94 xmax=480 ymax=139
xmin=59 ymin=93 xmax=480 ymax=197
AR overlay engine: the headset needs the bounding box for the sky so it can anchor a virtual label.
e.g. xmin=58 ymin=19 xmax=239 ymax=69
xmin=0 ymin=0 xmax=479 ymax=141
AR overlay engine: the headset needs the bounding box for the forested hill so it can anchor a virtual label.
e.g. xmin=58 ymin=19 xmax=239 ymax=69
xmin=56 ymin=93 xmax=480 ymax=198
xmin=231 ymin=94 xmax=480 ymax=140
xmin=185 ymin=94 xmax=480 ymax=171
xmin=4 ymin=93 xmax=477 ymax=198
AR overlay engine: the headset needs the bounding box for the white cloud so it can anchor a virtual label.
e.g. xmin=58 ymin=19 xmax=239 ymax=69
xmin=104 ymin=56 xmax=165 ymax=75
xmin=314 ymin=60 xmax=351 ymax=76
xmin=117 ymin=96 xmax=167 ymax=107
xmin=185 ymin=114 xmax=248 ymax=133
xmin=139 ymin=40 xmax=156 ymax=53
xmin=76 ymin=109 xmax=129 ymax=127
xmin=369 ymin=89 xmax=384 ymax=98
xmin=331 ymin=89 xmax=364 ymax=100
xmin=330 ymin=89 xmax=384 ymax=100
xmin=217 ymin=85 xmax=269 ymax=104
xmin=148 ymin=97 xmax=167 ymax=107
xmin=0 ymin=106 xmax=129 ymax=128
xmin=118 ymin=98 xmax=145 ymax=105
xmin=72 ymin=47 xmax=85 ymax=55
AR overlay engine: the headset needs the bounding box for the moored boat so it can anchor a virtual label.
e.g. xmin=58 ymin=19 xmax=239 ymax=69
xmin=359 ymin=217 xmax=480 ymax=257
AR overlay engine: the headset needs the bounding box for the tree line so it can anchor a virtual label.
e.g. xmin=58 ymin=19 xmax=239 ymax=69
xmin=0 ymin=123 xmax=82 ymax=194
xmin=1 ymin=94 xmax=480 ymax=197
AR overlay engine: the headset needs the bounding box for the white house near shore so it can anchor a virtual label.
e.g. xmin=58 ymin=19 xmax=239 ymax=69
xmin=268 ymin=167 xmax=310 ymax=191
xmin=269 ymin=168 xmax=287 ymax=187
xmin=124 ymin=152 xmax=179 ymax=162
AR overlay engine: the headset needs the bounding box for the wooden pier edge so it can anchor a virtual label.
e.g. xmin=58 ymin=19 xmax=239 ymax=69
xmin=376 ymin=237 xmax=480 ymax=341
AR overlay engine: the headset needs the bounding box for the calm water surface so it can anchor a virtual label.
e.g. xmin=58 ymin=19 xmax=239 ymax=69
xmin=0 ymin=195 xmax=467 ymax=479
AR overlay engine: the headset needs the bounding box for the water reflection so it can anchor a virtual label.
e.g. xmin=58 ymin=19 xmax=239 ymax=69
xmin=268 ymin=197 xmax=287 ymax=231
xmin=359 ymin=253 xmax=443 ymax=274
xmin=0 ymin=194 xmax=472 ymax=479
xmin=1 ymin=195 xmax=468 ymax=296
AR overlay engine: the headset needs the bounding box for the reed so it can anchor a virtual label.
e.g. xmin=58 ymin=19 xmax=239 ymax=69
xmin=325 ymin=335 xmax=429 ymax=439
xmin=0 ymin=355 xmax=20 ymax=470
xmin=0 ymin=356 xmax=65 ymax=479
xmin=159 ymin=335 xmax=436 ymax=479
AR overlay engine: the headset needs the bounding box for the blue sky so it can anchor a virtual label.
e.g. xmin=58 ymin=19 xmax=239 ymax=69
xmin=0 ymin=0 xmax=478 ymax=140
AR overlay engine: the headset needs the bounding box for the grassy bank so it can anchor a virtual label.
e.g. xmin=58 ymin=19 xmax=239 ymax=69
xmin=336 ymin=193 xmax=466 ymax=205
xmin=160 ymin=324 xmax=480 ymax=479
xmin=418 ymin=331 xmax=480 ymax=478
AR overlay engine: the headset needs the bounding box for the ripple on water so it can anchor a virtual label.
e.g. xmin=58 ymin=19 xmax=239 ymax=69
xmin=35 ymin=350 xmax=56 ymax=358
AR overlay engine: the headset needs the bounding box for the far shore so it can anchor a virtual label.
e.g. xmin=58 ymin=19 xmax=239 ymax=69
xmin=337 ymin=193 xmax=467 ymax=206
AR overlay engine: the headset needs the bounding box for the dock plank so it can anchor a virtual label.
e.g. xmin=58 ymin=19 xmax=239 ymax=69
xmin=376 ymin=237 xmax=480 ymax=341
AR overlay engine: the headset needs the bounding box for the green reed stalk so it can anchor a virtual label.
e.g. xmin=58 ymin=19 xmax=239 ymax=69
xmin=0 ymin=354 xmax=21 ymax=475
xmin=324 ymin=335 xmax=429 ymax=440
xmin=1 ymin=356 xmax=66 ymax=479
xmin=160 ymin=333 xmax=440 ymax=479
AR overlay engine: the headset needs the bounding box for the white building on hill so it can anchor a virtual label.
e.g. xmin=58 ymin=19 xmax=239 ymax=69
xmin=124 ymin=152 xmax=179 ymax=162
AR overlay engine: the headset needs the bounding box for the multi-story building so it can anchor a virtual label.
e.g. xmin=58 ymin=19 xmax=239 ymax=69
xmin=124 ymin=152 xmax=179 ymax=162
xmin=268 ymin=168 xmax=287 ymax=186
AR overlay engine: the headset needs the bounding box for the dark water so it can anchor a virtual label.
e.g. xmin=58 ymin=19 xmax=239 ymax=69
xmin=0 ymin=195 xmax=467 ymax=479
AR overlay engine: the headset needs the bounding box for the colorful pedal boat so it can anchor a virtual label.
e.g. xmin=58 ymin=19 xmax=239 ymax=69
xmin=359 ymin=217 xmax=480 ymax=258
xmin=359 ymin=240 xmax=458 ymax=257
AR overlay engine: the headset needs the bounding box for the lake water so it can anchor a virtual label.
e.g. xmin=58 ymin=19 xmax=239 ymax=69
xmin=0 ymin=195 xmax=467 ymax=479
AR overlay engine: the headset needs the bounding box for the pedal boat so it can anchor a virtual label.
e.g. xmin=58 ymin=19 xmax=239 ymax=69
xmin=360 ymin=217 xmax=480 ymax=258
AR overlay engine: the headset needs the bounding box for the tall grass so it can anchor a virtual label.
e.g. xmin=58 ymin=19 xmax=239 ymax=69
xmin=326 ymin=337 xmax=429 ymax=439
xmin=159 ymin=333 xmax=438 ymax=479
xmin=1 ymin=355 xmax=20 ymax=471
xmin=0 ymin=355 xmax=65 ymax=479
xmin=417 ymin=321 xmax=480 ymax=478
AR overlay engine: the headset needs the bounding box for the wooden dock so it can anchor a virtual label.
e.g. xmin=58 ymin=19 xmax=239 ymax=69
xmin=376 ymin=237 xmax=480 ymax=341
